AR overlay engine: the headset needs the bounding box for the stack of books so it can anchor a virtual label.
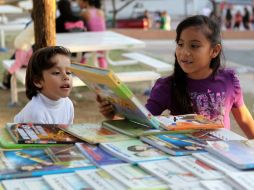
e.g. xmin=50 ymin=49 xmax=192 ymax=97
xmin=0 ymin=64 xmax=252 ymax=190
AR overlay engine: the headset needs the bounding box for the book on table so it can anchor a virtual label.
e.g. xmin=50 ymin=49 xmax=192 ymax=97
xmin=140 ymin=130 xmax=223 ymax=156
xmin=5 ymin=123 xmax=81 ymax=144
xmin=99 ymin=139 xmax=169 ymax=163
xmin=75 ymin=142 xmax=125 ymax=166
xmin=0 ymin=145 xmax=95 ymax=180
xmin=205 ymin=139 xmax=254 ymax=170
xmin=70 ymin=63 xmax=223 ymax=131
xmin=224 ymin=171 xmax=254 ymax=190
xmin=56 ymin=123 xmax=131 ymax=144
xmin=0 ymin=126 xmax=63 ymax=149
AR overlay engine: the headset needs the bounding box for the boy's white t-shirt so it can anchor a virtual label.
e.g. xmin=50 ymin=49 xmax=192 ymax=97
xmin=14 ymin=93 xmax=74 ymax=124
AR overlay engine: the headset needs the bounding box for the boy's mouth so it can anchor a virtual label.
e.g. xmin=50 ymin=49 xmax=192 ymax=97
xmin=60 ymin=84 xmax=71 ymax=89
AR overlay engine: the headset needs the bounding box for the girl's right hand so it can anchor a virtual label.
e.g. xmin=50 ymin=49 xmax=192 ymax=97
xmin=96 ymin=95 xmax=115 ymax=120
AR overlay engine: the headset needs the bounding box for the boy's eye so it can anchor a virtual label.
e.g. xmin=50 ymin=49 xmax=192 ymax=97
xmin=66 ymin=71 xmax=72 ymax=75
xmin=52 ymin=71 xmax=60 ymax=75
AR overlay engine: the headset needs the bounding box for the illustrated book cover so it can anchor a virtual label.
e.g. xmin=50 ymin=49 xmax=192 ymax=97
xmin=0 ymin=145 xmax=95 ymax=180
xmin=99 ymin=139 xmax=169 ymax=163
xmin=6 ymin=123 xmax=81 ymax=144
xmin=0 ymin=126 xmax=63 ymax=149
xmin=102 ymin=163 xmax=168 ymax=190
xmin=75 ymin=142 xmax=125 ymax=166
xmin=156 ymin=114 xmax=223 ymax=131
xmin=205 ymin=140 xmax=254 ymax=170
xmin=69 ymin=63 xmax=161 ymax=129
xmin=140 ymin=133 xmax=209 ymax=156
xmin=56 ymin=123 xmax=131 ymax=144
xmin=102 ymin=119 xmax=194 ymax=137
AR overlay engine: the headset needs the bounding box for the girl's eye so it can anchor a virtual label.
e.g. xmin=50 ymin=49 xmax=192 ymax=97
xmin=191 ymin=44 xmax=200 ymax=48
xmin=177 ymin=43 xmax=183 ymax=47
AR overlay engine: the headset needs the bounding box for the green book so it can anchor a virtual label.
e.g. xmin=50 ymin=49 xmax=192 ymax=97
xmin=0 ymin=126 xmax=64 ymax=149
xmin=102 ymin=119 xmax=195 ymax=137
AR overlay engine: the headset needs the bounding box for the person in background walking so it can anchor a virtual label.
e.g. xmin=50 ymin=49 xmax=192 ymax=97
xmin=233 ymin=10 xmax=242 ymax=30
xmin=78 ymin=0 xmax=107 ymax=68
xmin=225 ymin=8 xmax=232 ymax=30
xmin=242 ymin=7 xmax=250 ymax=30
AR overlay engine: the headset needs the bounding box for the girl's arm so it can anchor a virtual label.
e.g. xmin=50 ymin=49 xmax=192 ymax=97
xmin=232 ymin=104 xmax=254 ymax=139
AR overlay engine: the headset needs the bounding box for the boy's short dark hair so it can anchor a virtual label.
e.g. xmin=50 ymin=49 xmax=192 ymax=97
xmin=25 ymin=46 xmax=71 ymax=100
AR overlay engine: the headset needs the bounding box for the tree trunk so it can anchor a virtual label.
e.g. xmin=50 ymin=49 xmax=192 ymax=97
xmin=33 ymin=0 xmax=56 ymax=51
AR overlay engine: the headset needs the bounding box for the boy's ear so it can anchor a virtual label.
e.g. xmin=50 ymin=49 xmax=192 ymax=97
xmin=33 ymin=80 xmax=42 ymax=89
xmin=211 ymin=44 xmax=222 ymax=58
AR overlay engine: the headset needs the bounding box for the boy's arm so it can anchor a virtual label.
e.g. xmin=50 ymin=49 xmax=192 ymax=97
xmin=232 ymin=104 xmax=254 ymax=139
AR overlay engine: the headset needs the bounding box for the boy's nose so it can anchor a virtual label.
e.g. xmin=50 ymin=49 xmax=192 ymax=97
xmin=63 ymin=73 xmax=69 ymax=80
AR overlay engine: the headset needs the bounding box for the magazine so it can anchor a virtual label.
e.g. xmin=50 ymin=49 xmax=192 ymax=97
xmin=6 ymin=123 xmax=81 ymax=144
xmin=0 ymin=145 xmax=95 ymax=180
xmin=0 ymin=126 xmax=64 ymax=149
xmin=75 ymin=142 xmax=125 ymax=166
xmin=205 ymin=140 xmax=254 ymax=169
xmin=1 ymin=177 xmax=51 ymax=190
xmin=102 ymin=119 xmax=193 ymax=137
xmin=156 ymin=114 xmax=223 ymax=131
xmin=102 ymin=163 xmax=168 ymax=190
xmin=69 ymin=63 xmax=161 ymax=129
xmin=169 ymin=156 xmax=224 ymax=180
xmin=140 ymin=133 xmax=209 ymax=156
xmin=56 ymin=123 xmax=131 ymax=144
xmin=43 ymin=173 xmax=92 ymax=190
xmin=99 ymin=139 xmax=169 ymax=163
xmin=76 ymin=168 xmax=127 ymax=190
xmin=138 ymin=159 xmax=199 ymax=185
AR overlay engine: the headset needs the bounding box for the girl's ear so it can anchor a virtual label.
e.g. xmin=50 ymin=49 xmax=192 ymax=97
xmin=211 ymin=44 xmax=222 ymax=58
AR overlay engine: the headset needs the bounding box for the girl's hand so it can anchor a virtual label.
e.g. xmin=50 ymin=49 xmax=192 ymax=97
xmin=96 ymin=95 xmax=115 ymax=120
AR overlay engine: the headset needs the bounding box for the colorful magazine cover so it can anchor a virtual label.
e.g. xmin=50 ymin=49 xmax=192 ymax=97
xmin=75 ymin=142 xmax=125 ymax=166
xmin=69 ymin=63 xmax=160 ymax=129
xmin=156 ymin=114 xmax=223 ymax=131
xmin=0 ymin=145 xmax=95 ymax=180
xmin=140 ymin=133 xmax=208 ymax=156
xmin=6 ymin=123 xmax=80 ymax=144
xmin=206 ymin=140 xmax=254 ymax=169
xmin=57 ymin=123 xmax=131 ymax=144
xmin=0 ymin=126 xmax=64 ymax=149
xmin=99 ymin=139 xmax=169 ymax=163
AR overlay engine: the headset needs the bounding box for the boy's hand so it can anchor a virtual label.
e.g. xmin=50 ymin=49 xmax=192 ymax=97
xmin=96 ymin=95 xmax=115 ymax=120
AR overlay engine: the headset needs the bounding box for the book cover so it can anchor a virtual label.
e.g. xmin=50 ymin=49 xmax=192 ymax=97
xmin=102 ymin=119 xmax=194 ymax=137
xmin=2 ymin=177 xmax=51 ymax=190
xmin=224 ymin=171 xmax=254 ymax=190
xmin=75 ymin=142 xmax=125 ymax=166
xmin=76 ymin=168 xmax=127 ymax=190
xmin=200 ymin=179 xmax=235 ymax=190
xmin=99 ymin=139 xmax=169 ymax=163
xmin=0 ymin=145 xmax=95 ymax=180
xmin=6 ymin=123 xmax=81 ymax=144
xmin=69 ymin=63 xmax=160 ymax=129
xmin=192 ymin=152 xmax=240 ymax=174
xmin=102 ymin=163 xmax=169 ymax=190
xmin=169 ymin=156 xmax=224 ymax=180
xmin=57 ymin=123 xmax=131 ymax=144
xmin=140 ymin=133 xmax=208 ymax=156
xmin=138 ymin=159 xmax=199 ymax=185
xmin=156 ymin=114 xmax=223 ymax=131
xmin=43 ymin=173 xmax=92 ymax=190
xmin=205 ymin=140 xmax=254 ymax=169
xmin=0 ymin=126 xmax=64 ymax=149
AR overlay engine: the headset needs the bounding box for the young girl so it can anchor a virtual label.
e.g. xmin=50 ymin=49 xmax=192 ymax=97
xmin=98 ymin=15 xmax=254 ymax=139
xmin=78 ymin=0 xmax=107 ymax=68
xmin=14 ymin=46 xmax=74 ymax=124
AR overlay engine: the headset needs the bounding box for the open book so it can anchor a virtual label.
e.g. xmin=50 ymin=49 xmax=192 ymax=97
xmin=70 ymin=64 xmax=223 ymax=131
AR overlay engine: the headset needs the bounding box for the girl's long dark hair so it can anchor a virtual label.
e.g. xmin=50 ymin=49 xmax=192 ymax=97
xmin=171 ymin=15 xmax=223 ymax=115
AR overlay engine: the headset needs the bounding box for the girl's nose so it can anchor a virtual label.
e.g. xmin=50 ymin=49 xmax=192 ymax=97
xmin=182 ymin=48 xmax=191 ymax=56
